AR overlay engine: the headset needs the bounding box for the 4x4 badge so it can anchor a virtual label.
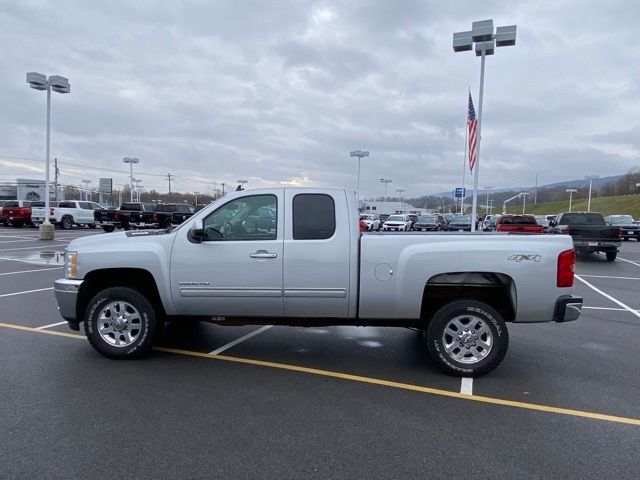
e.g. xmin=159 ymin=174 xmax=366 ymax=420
xmin=508 ymin=254 xmax=541 ymax=263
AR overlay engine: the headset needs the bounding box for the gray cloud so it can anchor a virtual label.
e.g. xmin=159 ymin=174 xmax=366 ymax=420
xmin=0 ymin=0 xmax=638 ymax=198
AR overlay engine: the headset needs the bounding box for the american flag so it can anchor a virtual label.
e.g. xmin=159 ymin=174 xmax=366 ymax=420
xmin=467 ymin=92 xmax=478 ymax=172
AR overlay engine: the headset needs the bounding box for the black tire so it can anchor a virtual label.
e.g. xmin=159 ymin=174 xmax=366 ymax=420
xmin=163 ymin=219 xmax=172 ymax=229
xmin=424 ymin=299 xmax=509 ymax=377
xmin=102 ymin=225 xmax=116 ymax=233
xmin=88 ymin=223 xmax=97 ymax=229
xmin=606 ymin=251 xmax=617 ymax=261
xmin=84 ymin=287 xmax=159 ymax=359
xmin=61 ymin=216 xmax=74 ymax=230
xmin=13 ymin=220 xmax=24 ymax=228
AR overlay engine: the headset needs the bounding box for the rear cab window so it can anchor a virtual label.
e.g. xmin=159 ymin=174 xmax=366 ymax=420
xmin=292 ymin=194 xmax=336 ymax=240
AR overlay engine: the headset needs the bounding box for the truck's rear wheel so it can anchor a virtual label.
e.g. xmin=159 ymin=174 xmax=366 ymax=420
xmin=84 ymin=287 xmax=158 ymax=359
xmin=606 ymin=251 xmax=617 ymax=261
xmin=102 ymin=225 xmax=115 ymax=233
xmin=424 ymin=299 xmax=508 ymax=377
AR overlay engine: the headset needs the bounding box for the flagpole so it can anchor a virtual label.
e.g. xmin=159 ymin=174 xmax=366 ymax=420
xmin=461 ymin=119 xmax=468 ymax=214
xmin=471 ymin=50 xmax=486 ymax=233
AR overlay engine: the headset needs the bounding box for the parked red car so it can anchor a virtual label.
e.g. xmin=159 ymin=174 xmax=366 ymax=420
xmin=2 ymin=201 xmax=33 ymax=228
xmin=495 ymin=214 xmax=544 ymax=234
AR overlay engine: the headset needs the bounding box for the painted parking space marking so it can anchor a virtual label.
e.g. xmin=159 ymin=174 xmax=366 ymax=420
xmin=460 ymin=377 xmax=473 ymax=395
xmin=209 ymin=325 xmax=273 ymax=355
xmin=619 ymin=257 xmax=640 ymax=268
xmin=0 ymin=239 xmax=39 ymax=244
xmin=579 ymin=275 xmax=640 ymax=281
xmin=36 ymin=321 xmax=68 ymax=330
xmin=0 ymin=320 xmax=638 ymax=427
xmin=575 ymin=275 xmax=640 ymax=319
xmin=0 ymin=267 xmax=62 ymax=276
xmin=583 ymin=306 xmax=640 ymax=313
xmin=0 ymin=287 xmax=54 ymax=298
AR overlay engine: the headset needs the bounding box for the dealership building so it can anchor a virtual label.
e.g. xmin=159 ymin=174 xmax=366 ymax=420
xmin=358 ymin=200 xmax=431 ymax=216
xmin=0 ymin=179 xmax=61 ymax=201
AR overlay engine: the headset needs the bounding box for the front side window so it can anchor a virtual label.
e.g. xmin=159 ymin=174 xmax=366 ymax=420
xmin=293 ymin=194 xmax=335 ymax=240
xmin=79 ymin=202 xmax=93 ymax=210
xmin=203 ymin=194 xmax=277 ymax=241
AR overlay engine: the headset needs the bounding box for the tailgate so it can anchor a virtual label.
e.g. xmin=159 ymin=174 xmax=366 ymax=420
xmin=571 ymin=227 xmax=619 ymax=240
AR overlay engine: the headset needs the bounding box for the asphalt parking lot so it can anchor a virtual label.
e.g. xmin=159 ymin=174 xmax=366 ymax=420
xmin=1 ymin=226 xmax=640 ymax=479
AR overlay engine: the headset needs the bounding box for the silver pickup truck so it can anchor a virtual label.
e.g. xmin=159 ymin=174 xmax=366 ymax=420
xmin=54 ymin=187 xmax=582 ymax=377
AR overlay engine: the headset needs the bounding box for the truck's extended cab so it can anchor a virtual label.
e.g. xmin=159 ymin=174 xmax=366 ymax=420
xmin=54 ymin=188 xmax=583 ymax=377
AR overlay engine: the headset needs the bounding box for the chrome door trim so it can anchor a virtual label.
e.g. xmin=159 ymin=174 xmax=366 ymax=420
xmin=180 ymin=287 xmax=283 ymax=298
xmin=283 ymin=288 xmax=347 ymax=298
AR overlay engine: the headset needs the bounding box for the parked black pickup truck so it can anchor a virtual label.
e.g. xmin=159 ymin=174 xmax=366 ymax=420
xmin=149 ymin=203 xmax=195 ymax=229
xmin=551 ymin=212 xmax=621 ymax=261
xmin=94 ymin=202 xmax=155 ymax=232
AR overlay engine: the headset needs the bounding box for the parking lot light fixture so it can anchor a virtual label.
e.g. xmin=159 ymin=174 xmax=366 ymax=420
xmin=585 ymin=175 xmax=600 ymax=212
xmin=350 ymin=150 xmax=370 ymax=204
xmin=81 ymin=179 xmax=92 ymax=201
xmin=453 ymin=19 xmax=517 ymax=232
xmin=396 ymin=188 xmax=405 ymax=213
xmin=520 ymin=192 xmax=530 ymax=214
xmin=484 ymin=186 xmax=493 ymax=214
xmin=123 ymin=157 xmax=140 ymax=202
xmin=380 ymin=178 xmax=392 ymax=202
xmin=535 ymin=170 xmax=547 ymax=205
xmin=566 ymin=188 xmax=578 ymax=212
xmin=237 ymin=179 xmax=248 ymax=191
xmin=26 ymin=72 xmax=70 ymax=240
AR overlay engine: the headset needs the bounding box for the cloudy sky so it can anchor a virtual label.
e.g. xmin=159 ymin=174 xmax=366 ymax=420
xmin=0 ymin=0 xmax=638 ymax=198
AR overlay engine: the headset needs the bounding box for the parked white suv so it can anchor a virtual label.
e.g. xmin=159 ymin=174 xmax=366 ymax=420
xmin=360 ymin=214 xmax=381 ymax=231
xmin=49 ymin=201 xmax=103 ymax=229
xmin=382 ymin=214 xmax=412 ymax=231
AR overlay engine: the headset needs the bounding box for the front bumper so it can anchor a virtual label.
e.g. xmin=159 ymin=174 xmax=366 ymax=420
xmin=553 ymin=295 xmax=583 ymax=323
xmin=54 ymin=278 xmax=83 ymax=326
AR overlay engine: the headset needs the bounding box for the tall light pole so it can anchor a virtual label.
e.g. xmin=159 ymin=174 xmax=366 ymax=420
xmin=534 ymin=170 xmax=547 ymax=205
xmin=350 ymin=150 xmax=370 ymax=206
xmin=194 ymin=191 xmax=199 ymax=205
xmin=484 ymin=186 xmax=493 ymax=215
xmin=237 ymin=179 xmax=248 ymax=191
xmin=585 ymin=175 xmax=599 ymax=212
xmin=380 ymin=178 xmax=392 ymax=202
xmin=82 ymin=180 xmax=92 ymax=201
xmin=133 ymin=179 xmax=143 ymax=202
xmin=520 ymin=192 xmax=530 ymax=214
xmin=123 ymin=157 xmax=140 ymax=202
xmin=566 ymin=188 xmax=577 ymax=212
xmin=221 ymin=182 xmax=226 ymax=196
xmin=396 ymin=188 xmax=405 ymax=213
xmin=453 ymin=20 xmax=517 ymax=232
xmin=26 ymin=72 xmax=70 ymax=240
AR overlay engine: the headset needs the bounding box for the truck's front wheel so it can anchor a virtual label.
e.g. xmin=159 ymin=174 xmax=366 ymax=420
xmin=84 ymin=287 xmax=159 ymax=359
xmin=425 ymin=300 xmax=508 ymax=377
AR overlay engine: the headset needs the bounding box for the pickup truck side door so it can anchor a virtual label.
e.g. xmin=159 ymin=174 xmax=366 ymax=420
xmin=282 ymin=190 xmax=352 ymax=318
xmin=170 ymin=191 xmax=284 ymax=317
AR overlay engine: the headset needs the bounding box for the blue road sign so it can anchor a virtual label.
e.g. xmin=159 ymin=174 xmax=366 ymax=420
xmin=454 ymin=187 xmax=466 ymax=198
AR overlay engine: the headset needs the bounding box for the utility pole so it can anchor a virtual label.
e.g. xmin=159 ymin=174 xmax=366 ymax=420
xmin=221 ymin=182 xmax=225 ymax=196
xmin=165 ymin=173 xmax=174 ymax=202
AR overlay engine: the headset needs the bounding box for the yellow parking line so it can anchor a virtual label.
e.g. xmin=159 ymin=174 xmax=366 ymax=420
xmin=1 ymin=320 xmax=639 ymax=427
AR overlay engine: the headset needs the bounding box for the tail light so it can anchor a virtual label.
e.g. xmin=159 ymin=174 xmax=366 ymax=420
xmin=115 ymin=211 xmax=120 ymax=220
xmin=617 ymin=228 xmax=622 ymax=241
xmin=50 ymin=208 xmax=55 ymax=215
xmin=557 ymin=249 xmax=575 ymax=288
xmin=565 ymin=226 xmax=571 ymax=235
xmin=153 ymin=213 xmax=158 ymax=222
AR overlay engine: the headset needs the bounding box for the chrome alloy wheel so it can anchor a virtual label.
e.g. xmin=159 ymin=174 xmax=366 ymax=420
xmin=97 ymin=301 xmax=143 ymax=347
xmin=442 ymin=314 xmax=493 ymax=364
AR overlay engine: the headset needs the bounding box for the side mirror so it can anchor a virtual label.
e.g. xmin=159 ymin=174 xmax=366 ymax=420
xmin=549 ymin=220 xmax=556 ymax=227
xmin=188 ymin=220 xmax=204 ymax=243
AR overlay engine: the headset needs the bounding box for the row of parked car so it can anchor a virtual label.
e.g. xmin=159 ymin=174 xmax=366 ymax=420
xmin=0 ymin=200 xmax=203 ymax=231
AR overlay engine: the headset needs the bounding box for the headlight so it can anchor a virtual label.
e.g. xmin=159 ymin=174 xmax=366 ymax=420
xmin=65 ymin=251 xmax=78 ymax=279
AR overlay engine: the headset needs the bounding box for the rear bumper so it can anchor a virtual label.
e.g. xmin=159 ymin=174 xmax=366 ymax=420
xmin=54 ymin=278 xmax=83 ymax=325
xmin=553 ymin=295 xmax=583 ymax=323
xmin=574 ymin=240 xmax=620 ymax=250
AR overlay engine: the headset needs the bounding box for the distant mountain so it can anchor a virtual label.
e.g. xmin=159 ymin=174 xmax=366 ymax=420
xmin=434 ymin=175 xmax=624 ymax=197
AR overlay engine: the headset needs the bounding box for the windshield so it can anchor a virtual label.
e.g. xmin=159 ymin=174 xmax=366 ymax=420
xmin=559 ymin=213 xmax=605 ymax=226
xmin=454 ymin=216 xmax=471 ymax=222
xmin=609 ymin=216 xmax=634 ymax=224
xmin=387 ymin=215 xmax=405 ymax=221
xmin=418 ymin=216 xmax=437 ymax=222
xmin=360 ymin=215 xmax=374 ymax=220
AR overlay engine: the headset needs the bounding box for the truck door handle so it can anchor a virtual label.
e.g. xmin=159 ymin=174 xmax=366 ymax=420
xmin=250 ymin=250 xmax=277 ymax=259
